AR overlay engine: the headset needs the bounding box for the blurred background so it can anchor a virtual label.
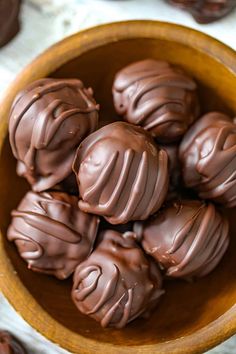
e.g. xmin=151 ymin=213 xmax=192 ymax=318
xmin=0 ymin=0 xmax=235 ymax=95
xmin=0 ymin=0 xmax=236 ymax=353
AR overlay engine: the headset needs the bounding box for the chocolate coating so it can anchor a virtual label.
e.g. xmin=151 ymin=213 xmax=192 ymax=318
xmin=9 ymin=78 xmax=99 ymax=192
xmin=112 ymin=59 xmax=199 ymax=143
xmin=7 ymin=191 xmax=100 ymax=279
xmin=137 ymin=200 xmax=229 ymax=279
xmin=179 ymin=112 xmax=236 ymax=207
xmin=168 ymin=0 xmax=235 ymax=24
xmin=0 ymin=330 xmax=26 ymax=354
xmin=73 ymin=121 xmax=169 ymax=224
xmin=72 ymin=230 xmax=164 ymax=328
xmin=0 ymin=0 xmax=21 ymax=48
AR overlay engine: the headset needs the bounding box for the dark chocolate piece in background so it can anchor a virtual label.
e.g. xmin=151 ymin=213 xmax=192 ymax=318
xmin=72 ymin=230 xmax=164 ymax=329
xmin=179 ymin=112 xmax=236 ymax=207
xmin=7 ymin=191 xmax=100 ymax=279
xmin=137 ymin=200 xmax=229 ymax=279
xmin=112 ymin=59 xmax=199 ymax=143
xmin=167 ymin=0 xmax=236 ymax=24
xmin=73 ymin=121 xmax=169 ymax=224
xmin=0 ymin=330 xmax=27 ymax=354
xmin=9 ymin=78 xmax=99 ymax=192
xmin=0 ymin=0 xmax=21 ymax=48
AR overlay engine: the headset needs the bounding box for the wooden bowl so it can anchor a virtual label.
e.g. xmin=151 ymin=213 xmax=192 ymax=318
xmin=0 ymin=21 xmax=236 ymax=354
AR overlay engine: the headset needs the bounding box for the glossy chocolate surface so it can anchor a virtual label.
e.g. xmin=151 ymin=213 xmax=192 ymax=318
xmin=73 ymin=121 xmax=169 ymax=224
xmin=7 ymin=191 xmax=100 ymax=279
xmin=137 ymin=200 xmax=229 ymax=279
xmin=0 ymin=331 xmax=26 ymax=354
xmin=112 ymin=59 xmax=199 ymax=142
xmin=168 ymin=0 xmax=236 ymax=24
xmin=0 ymin=0 xmax=21 ymax=48
xmin=72 ymin=230 xmax=164 ymax=328
xmin=9 ymin=78 xmax=99 ymax=192
xmin=180 ymin=112 xmax=236 ymax=207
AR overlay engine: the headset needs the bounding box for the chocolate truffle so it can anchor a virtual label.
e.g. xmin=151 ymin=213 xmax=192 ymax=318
xmin=167 ymin=0 xmax=235 ymax=24
xmin=7 ymin=191 xmax=100 ymax=279
xmin=73 ymin=121 xmax=169 ymax=224
xmin=112 ymin=59 xmax=199 ymax=143
xmin=0 ymin=330 xmax=26 ymax=354
xmin=179 ymin=112 xmax=236 ymax=207
xmin=9 ymin=78 xmax=99 ymax=192
xmin=72 ymin=230 xmax=164 ymax=328
xmin=0 ymin=0 xmax=21 ymax=48
xmin=136 ymin=200 xmax=229 ymax=279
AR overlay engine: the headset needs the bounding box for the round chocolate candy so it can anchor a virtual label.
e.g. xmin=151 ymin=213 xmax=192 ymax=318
xmin=0 ymin=330 xmax=26 ymax=354
xmin=73 ymin=121 xmax=169 ymax=224
xmin=0 ymin=0 xmax=21 ymax=48
xmin=112 ymin=59 xmax=199 ymax=143
xmin=167 ymin=0 xmax=236 ymax=24
xmin=136 ymin=200 xmax=229 ymax=279
xmin=7 ymin=191 xmax=100 ymax=279
xmin=9 ymin=78 xmax=99 ymax=192
xmin=179 ymin=112 xmax=236 ymax=207
xmin=72 ymin=230 xmax=164 ymax=329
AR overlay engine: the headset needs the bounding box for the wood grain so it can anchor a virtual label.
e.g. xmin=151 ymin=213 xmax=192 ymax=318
xmin=0 ymin=21 xmax=236 ymax=354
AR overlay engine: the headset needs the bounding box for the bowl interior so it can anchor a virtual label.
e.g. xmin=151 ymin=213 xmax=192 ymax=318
xmin=1 ymin=32 xmax=236 ymax=350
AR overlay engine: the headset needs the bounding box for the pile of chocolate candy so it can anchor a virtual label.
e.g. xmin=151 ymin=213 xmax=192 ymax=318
xmin=7 ymin=58 xmax=235 ymax=329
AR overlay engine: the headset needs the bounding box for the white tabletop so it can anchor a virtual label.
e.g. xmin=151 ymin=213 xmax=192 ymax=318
xmin=0 ymin=1 xmax=235 ymax=353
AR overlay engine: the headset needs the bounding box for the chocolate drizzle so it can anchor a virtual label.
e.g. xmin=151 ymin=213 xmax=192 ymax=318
xmin=73 ymin=122 xmax=169 ymax=224
xmin=9 ymin=78 xmax=99 ymax=192
xmin=112 ymin=59 xmax=199 ymax=143
xmin=72 ymin=230 xmax=163 ymax=328
xmin=180 ymin=112 xmax=236 ymax=207
xmin=7 ymin=191 xmax=100 ymax=279
xmin=139 ymin=200 xmax=229 ymax=279
xmin=168 ymin=0 xmax=236 ymax=24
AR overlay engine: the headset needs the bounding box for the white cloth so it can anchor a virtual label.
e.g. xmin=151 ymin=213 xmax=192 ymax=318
xmin=0 ymin=1 xmax=236 ymax=353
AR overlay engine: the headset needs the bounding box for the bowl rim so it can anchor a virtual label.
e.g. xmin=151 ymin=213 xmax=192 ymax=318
xmin=0 ymin=20 xmax=236 ymax=354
